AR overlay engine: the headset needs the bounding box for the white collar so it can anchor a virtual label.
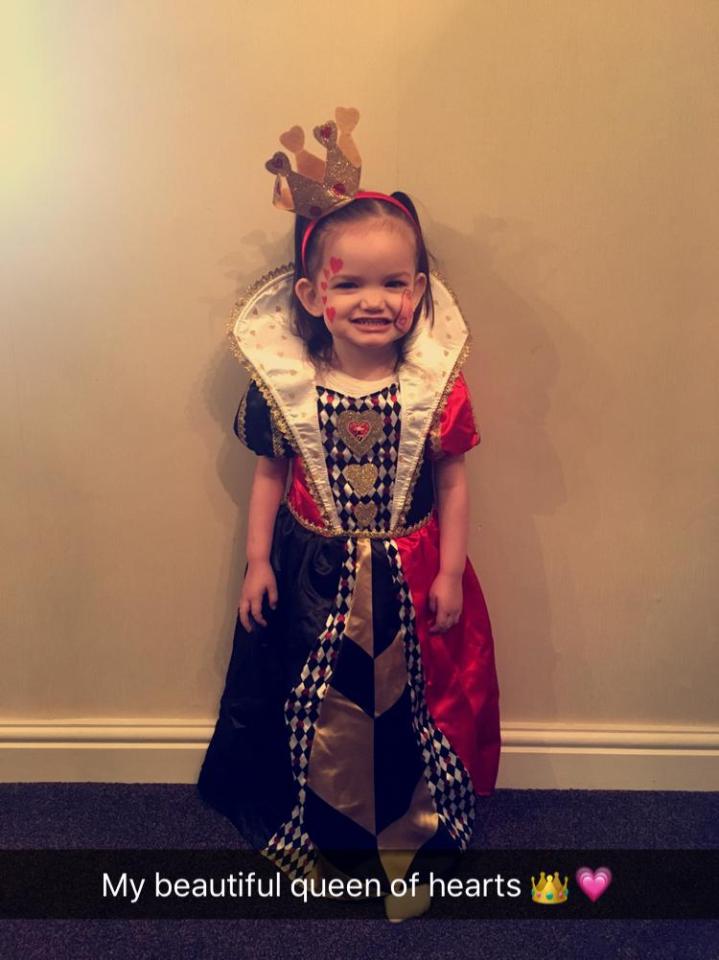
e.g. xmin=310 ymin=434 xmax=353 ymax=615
xmin=227 ymin=265 xmax=471 ymax=533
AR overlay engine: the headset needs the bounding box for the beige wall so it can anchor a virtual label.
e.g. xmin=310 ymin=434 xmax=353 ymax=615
xmin=2 ymin=2 xmax=717 ymax=762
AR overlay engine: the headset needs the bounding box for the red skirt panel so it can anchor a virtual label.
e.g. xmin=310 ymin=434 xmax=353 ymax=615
xmin=395 ymin=511 xmax=501 ymax=795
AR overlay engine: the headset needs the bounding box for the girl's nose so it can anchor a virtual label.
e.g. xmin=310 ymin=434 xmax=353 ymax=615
xmin=359 ymin=290 xmax=385 ymax=310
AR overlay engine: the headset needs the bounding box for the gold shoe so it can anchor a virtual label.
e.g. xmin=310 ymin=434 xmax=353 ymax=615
xmin=384 ymin=883 xmax=431 ymax=923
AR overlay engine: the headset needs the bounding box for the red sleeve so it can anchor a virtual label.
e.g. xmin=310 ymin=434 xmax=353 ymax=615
xmin=426 ymin=371 xmax=481 ymax=460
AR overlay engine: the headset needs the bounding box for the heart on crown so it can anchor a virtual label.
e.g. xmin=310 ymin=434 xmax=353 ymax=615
xmin=336 ymin=410 xmax=384 ymax=456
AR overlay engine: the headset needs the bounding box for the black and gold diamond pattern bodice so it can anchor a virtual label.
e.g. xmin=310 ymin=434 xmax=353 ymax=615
xmin=316 ymin=382 xmax=401 ymax=534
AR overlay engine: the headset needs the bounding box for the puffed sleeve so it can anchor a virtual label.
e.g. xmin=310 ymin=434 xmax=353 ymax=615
xmin=426 ymin=370 xmax=481 ymax=460
xmin=233 ymin=379 xmax=295 ymax=458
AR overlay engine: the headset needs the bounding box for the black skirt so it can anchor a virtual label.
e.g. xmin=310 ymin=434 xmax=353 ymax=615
xmin=197 ymin=504 xmax=470 ymax=888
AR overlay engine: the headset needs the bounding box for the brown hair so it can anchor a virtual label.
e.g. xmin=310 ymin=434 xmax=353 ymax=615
xmin=289 ymin=191 xmax=435 ymax=372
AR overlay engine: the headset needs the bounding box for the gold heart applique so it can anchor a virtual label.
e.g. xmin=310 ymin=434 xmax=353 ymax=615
xmin=354 ymin=501 xmax=377 ymax=528
xmin=337 ymin=410 xmax=384 ymax=456
xmin=345 ymin=463 xmax=378 ymax=497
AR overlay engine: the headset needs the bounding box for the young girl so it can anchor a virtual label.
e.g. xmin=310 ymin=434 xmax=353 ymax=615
xmin=198 ymin=115 xmax=500 ymax=922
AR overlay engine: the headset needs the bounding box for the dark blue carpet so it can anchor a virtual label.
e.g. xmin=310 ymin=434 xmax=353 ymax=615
xmin=0 ymin=784 xmax=717 ymax=959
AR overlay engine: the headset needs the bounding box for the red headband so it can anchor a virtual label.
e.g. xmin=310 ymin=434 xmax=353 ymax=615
xmin=300 ymin=191 xmax=418 ymax=274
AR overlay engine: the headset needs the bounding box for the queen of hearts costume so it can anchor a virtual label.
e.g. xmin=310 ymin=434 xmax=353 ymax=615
xmin=197 ymin=262 xmax=501 ymax=889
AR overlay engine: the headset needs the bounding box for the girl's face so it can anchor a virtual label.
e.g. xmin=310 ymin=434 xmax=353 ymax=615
xmin=294 ymin=217 xmax=427 ymax=355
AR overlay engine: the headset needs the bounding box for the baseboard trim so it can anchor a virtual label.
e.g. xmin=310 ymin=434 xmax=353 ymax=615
xmin=1 ymin=719 xmax=717 ymax=789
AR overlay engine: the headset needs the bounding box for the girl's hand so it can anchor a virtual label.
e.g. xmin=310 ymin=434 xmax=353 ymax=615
xmin=427 ymin=572 xmax=463 ymax=634
xmin=238 ymin=560 xmax=278 ymax=632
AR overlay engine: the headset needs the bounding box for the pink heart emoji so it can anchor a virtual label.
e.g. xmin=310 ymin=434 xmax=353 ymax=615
xmin=329 ymin=257 xmax=343 ymax=274
xmin=321 ymin=281 xmax=327 ymax=290
xmin=575 ymin=866 xmax=612 ymax=902
xmin=326 ymin=306 xmax=336 ymax=322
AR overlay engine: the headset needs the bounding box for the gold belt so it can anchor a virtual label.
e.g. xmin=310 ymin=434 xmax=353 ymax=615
xmin=283 ymin=497 xmax=433 ymax=540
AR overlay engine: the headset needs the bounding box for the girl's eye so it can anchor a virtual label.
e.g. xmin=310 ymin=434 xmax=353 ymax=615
xmin=332 ymin=280 xmax=408 ymax=289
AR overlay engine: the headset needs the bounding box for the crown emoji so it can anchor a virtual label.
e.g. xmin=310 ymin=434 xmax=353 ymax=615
xmin=531 ymin=870 xmax=569 ymax=905
xmin=265 ymin=106 xmax=362 ymax=219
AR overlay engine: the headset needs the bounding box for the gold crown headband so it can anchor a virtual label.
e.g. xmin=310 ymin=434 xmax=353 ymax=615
xmin=265 ymin=106 xmax=362 ymax=219
xmin=264 ymin=107 xmax=420 ymax=273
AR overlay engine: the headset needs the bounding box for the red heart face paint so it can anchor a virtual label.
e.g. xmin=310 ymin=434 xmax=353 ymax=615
xmin=394 ymin=288 xmax=414 ymax=333
xmin=320 ymin=255 xmax=342 ymax=325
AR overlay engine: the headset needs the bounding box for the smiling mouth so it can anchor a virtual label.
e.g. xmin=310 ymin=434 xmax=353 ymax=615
xmin=352 ymin=318 xmax=392 ymax=327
